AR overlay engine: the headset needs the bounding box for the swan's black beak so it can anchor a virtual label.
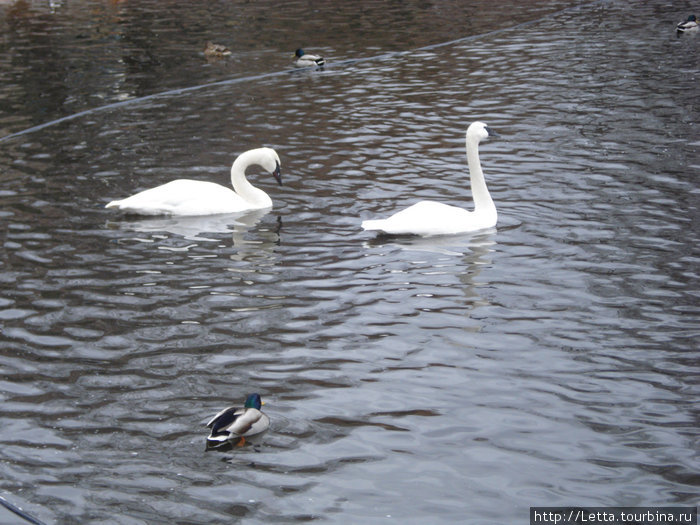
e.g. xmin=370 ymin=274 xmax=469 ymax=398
xmin=273 ymin=162 xmax=282 ymax=186
xmin=485 ymin=126 xmax=500 ymax=138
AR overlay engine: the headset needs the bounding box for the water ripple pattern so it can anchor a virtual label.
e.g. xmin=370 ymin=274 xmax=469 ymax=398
xmin=0 ymin=0 xmax=698 ymax=523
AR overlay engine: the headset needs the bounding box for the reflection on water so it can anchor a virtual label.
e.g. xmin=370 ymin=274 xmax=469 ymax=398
xmin=365 ymin=229 xmax=497 ymax=257
xmin=1 ymin=0 xmax=699 ymax=523
xmin=107 ymin=208 xmax=277 ymax=242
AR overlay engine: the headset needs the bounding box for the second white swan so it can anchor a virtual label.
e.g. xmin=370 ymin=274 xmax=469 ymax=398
xmin=361 ymin=122 xmax=498 ymax=236
xmin=105 ymin=147 xmax=281 ymax=216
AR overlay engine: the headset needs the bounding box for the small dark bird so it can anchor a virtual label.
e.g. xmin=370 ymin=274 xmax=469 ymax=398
xmin=293 ymin=48 xmax=325 ymax=68
xmin=204 ymin=41 xmax=232 ymax=58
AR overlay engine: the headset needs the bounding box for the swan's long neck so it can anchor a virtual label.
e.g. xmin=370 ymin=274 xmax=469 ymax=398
xmin=466 ymin=136 xmax=495 ymax=216
xmin=230 ymin=150 xmax=272 ymax=208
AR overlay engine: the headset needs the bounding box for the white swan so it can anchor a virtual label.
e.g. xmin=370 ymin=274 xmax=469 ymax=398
xmin=361 ymin=121 xmax=498 ymax=236
xmin=293 ymin=48 xmax=325 ymax=68
xmin=105 ymin=147 xmax=281 ymax=216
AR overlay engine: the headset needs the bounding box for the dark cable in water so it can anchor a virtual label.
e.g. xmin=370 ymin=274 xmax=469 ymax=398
xmin=0 ymin=495 xmax=48 ymax=525
xmin=0 ymin=1 xmax=601 ymax=145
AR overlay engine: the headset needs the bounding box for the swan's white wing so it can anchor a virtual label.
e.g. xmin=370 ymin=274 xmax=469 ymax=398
xmin=106 ymin=180 xmax=248 ymax=216
xmin=362 ymin=201 xmax=479 ymax=236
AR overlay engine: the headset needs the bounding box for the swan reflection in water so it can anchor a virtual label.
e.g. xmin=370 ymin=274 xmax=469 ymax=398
xmin=364 ymin=228 xmax=497 ymax=257
xmin=362 ymin=229 xmax=499 ymax=311
xmin=107 ymin=208 xmax=281 ymax=254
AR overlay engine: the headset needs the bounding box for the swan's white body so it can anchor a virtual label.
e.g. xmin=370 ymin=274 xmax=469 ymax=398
xmin=293 ymin=48 xmax=325 ymax=68
xmin=106 ymin=148 xmax=281 ymax=216
xmin=362 ymin=122 xmax=498 ymax=236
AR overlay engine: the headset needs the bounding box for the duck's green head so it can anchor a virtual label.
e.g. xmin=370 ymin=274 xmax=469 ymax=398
xmin=244 ymin=393 xmax=263 ymax=410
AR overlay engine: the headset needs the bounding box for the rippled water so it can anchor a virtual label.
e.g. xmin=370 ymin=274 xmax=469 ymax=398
xmin=1 ymin=0 xmax=699 ymax=523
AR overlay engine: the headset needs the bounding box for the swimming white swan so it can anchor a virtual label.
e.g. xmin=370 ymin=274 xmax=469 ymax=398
xmin=105 ymin=147 xmax=281 ymax=216
xmin=293 ymin=48 xmax=325 ymax=68
xmin=361 ymin=121 xmax=498 ymax=236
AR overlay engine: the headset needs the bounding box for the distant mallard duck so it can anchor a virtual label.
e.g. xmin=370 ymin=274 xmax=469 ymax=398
xmin=206 ymin=393 xmax=270 ymax=448
xmin=204 ymin=41 xmax=232 ymax=58
xmin=677 ymin=15 xmax=698 ymax=34
xmin=293 ymin=48 xmax=325 ymax=68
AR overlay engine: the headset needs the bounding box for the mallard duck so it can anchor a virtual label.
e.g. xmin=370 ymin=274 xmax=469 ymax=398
xmin=206 ymin=393 xmax=270 ymax=448
xmin=677 ymin=15 xmax=698 ymax=34
xmin=204 ymin=41 xmax=232 ymax=58
xmin=293 ymin=48 xmax=325 ymax=68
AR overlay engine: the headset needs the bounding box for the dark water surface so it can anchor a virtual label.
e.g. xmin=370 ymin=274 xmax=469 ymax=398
xmin=1 ymin=0 xmax=698 ymax=523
